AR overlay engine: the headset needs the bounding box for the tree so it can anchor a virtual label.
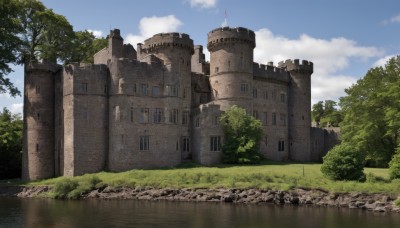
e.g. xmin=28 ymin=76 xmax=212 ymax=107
xmin=220 ymin=105 xmax=263 ymax=164
xmin=389 ymin=149 xmax=400 ymax=180
xmin=0 ymin=108 xmax=23 ymax=179
xmin=0 ymin=0 xmax=23 ymax=97
xmin=320 ymin=143 xmax=365 ymax=181
xmin=312 ymin=100 xmax=342 ymax=127
xmin=339 ymin=56 xmax=400 ymax=167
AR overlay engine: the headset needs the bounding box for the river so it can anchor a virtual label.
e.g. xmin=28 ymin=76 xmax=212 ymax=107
xmin=1 ymin=197 xmax=399 ymax=228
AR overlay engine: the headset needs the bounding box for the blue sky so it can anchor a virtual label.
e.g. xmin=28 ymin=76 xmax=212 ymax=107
xmin=2 ymin=0 xmax=400 ymax=114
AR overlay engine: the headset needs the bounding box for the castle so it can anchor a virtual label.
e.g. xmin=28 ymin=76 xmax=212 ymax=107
xmin=22 ymin=27 xmax=337 ymax=181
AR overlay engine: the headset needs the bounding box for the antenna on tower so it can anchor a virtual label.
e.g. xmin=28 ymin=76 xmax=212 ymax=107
xmin=221 ymin=9 xmax=228 ymax=27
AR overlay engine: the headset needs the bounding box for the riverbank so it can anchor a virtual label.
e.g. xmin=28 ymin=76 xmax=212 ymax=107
xmin=4 ymin=185 xmax=399 ymax=213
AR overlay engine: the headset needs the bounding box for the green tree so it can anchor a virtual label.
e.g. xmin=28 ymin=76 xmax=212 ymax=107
xmin=312 ymin=100 xmax=342 ymax=127
xmin=220 ymin=105 xmax=263 ymax=164
xmin=339 ymin=56 xmax=400 ymax=167
xmin=0 ymin=108 xmax=23 ymax=179
xmin=0 ymin=0 xmax=23 ymax=96
xmin=389 ymin=149 xmax=400 ymax=180
xmin=320 ymin=143 xmax=365 ymax=181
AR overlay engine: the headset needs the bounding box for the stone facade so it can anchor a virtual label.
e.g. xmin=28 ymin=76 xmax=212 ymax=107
xmin=22 ymin=27 xmax=334 ymax=180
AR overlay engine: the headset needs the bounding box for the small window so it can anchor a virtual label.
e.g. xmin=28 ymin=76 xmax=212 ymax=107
xmin=154 ymin=108 xmax=163 ymax=123
xmin=263 ymin=90 xmax=268 ymax=100
xmin=214 ymin=89 xmax=218 ymax=98
xmin=278 ymin=139 xmax=285 ymax=152
xmin=140 ymin=108 xmax=149 ymax=123
xmin=280 ymin=114 xmax=286 ymax=126
xmin=35 ymin=86 xmax=40 ymax=94
xmin=272 ymin=112 xmax=276 ymax=125
xmin=81 ymin=83 xmax=88 ymax=92
xmin=152 ymin=86 xmax=160 ymax=97
xmin=37 ymin=112 xmax=40 ymax=121
xmin=280 ymin=93 xmax=286 ymax=103
xmin=104 ymin=85 xmax=108 ymax=94
xmin=130 ymin=107 xmax=134 ymax=122
xmin=169 ymin=109 xmax=179 ymax=124
xmin=182 ymin=137 xmax=190 ymax=152
xmin=240 ymin=83 xmax=249 ymax=93
xmin=36 ymin=144 xmax=39 ymax=153
xmin=213 ymin=115 xmax=219 ymax=126
xmin=252 ymin=89 xmax=257 ymax=98
xmin=265 ymin=136 xmax=268 ymax=146
xmin=141 ymin=84 xmax=148 ymax=96
xmin=253 ymin=110 xmax=258 ymax=119
xmin=210 ymin=136 xmax=221 ymax=151
xmin=195 ymin=117 xmax=200 ymax=127
xmin=115 ymin=106 xmax=121 ymax=122
xmin=262 ymin=112 xmax=268 ymax=125
xmin=182 ymin=111 xmax=189 ymax=125
xmin=215 ymin=67 xmax=219 ymax=73
xmin=183 ymin=87 xmax=188 ymax=98
xmin=140 ymin=136 xmax=149 ymax=151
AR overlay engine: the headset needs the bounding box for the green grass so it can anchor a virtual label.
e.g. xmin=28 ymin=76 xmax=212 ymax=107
xmin=27 ymin=161 xmax=400 ymax=197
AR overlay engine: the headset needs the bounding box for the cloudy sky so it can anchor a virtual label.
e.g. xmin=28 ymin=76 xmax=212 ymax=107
xmin=2 ymin=0 xmax=400 ymax=114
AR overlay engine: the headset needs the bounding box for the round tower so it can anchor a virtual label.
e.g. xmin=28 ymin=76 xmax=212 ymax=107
xmin=278 ymin=59 xmax=313 ymax=161
xmin=207 ymin=27 xmax=256 ymax=111
xmin=22 ymin=60 xmax=60 ymax=180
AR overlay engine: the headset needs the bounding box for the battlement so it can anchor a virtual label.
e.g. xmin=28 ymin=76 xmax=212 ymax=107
xmin=107 ymin=29 xmax=123 ymax=41
xmin=277 ymin=59 xmax=313 ymax=73
xmin=142 ymin=32 xmax=194 ymax=54
xmin=253 ymin=62 xmax=289 ymax=83
xmin=66 ymin=62 xmax=108 ymax=73
xmin=26 ymin=60 xmax=61 ymax=73
xmin=207 ymin=27 xmax=256 ymax=51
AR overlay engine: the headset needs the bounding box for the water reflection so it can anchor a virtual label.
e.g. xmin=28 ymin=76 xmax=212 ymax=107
xmin=0 ymin=197 xmax=399 ymax=228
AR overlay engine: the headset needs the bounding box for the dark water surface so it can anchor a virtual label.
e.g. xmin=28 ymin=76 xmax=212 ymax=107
xmin=0 ymin=197 xmax=399 ymax=228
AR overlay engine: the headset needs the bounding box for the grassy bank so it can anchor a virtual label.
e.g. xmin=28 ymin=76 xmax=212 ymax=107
xmin=26 ymin=161 xmax=400 ymax=199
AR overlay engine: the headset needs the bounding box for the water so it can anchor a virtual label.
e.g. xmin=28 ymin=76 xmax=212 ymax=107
xmin=0 ymin=197 xmax=399 ymax=228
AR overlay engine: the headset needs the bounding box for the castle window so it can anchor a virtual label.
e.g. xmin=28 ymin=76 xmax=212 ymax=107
xmin=152 ymin=86 xmax=160 ymax=97
xmin=228 ymin=60 xmax=231 ymax=68
xmin=104 ymin=85 xmax=108 ymax=94
xmin=214 ymin=89 xmax=218 ymax=98
xmin=215 ymin=67 xmax=219 ymax=73
xmin=118 ymin=78 xmax=125 ymax=94
xmin=262 ymin=112 xmax=268 ymax=125
xmin=140 ymin=136 xmax=149 ymax=151
xmin=265 ymin=136 xmax=268 ymax=146
xmin=130 ymin=107 xmax=134 ymax=122
xmin=263 ymin=90 xmax=268 ymax=100
xmin=253 ymin=110 xmax=258 ymax=119
xmin=280 ymin=93 xmax=286 ymax=103
xmin=272 ymin=112 xmax=276 ymax=125
xmin=81 ymin=83 xmax=88 ymax=92
xmin=169 ymin=109 xmax=178 ymax=124
xmin=133 ymin=84 xmax=137 ymax=93
xmin=182 ymin=111 xmax=189 ymax=125
xmin=210 ymin=136 xmax=221 ymax=152
xmin=183 ymin=87 xmax=188 ymax=98
xmin=213 ymin=115 xmax=220 ymax=126
xmin=36 ymin=144 xmax=39 ymax=153
xmin=240 ymin=83 xmax=249 ymax=93
xmin=141 ymin=84 xmax=148 ymax=96
xmin=166 ymin=85 xmax=178 ymax=97
xmin=280 ymin=114 xmax=286 ymax=126
xmin=140 ymin=108 xmax=149 ymax=123
xmin=35 ymin=86 xmax=40 ymax=94
xmin=37 ymin=112 xmax=40 ymax=121
xmin=153 ymin=108 xmax=163 ymax=123
xmin=278 ymin=139 xmax=285 ymax=152
xmin=240 ymin=52 xmax=243 ymax=67
xmin=195 ymin=117 xmax=200 ymax=127
xmin=182 ymin=137 xmax=190 ymax=152
xmin=253 ymin=89 xmax=257 ymax=98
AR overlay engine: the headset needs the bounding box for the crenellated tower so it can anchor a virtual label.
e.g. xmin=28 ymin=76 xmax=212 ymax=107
xmin=278 ymin=59 xmax=313 ymax=161
xmin=22 ymin=60 xmax=60 ymax=180
xmin=207 ymin=27 xmax=256 ymax=111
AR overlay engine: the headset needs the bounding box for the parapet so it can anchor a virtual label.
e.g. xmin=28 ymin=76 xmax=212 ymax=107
xmin=141 ymin=32 xmax=194 ymax=54
xmin=107 ymin=29 xmax=123 ymax=41
xmin=207 ymin=27 xmax=256 ymax=51
xmin=277 ymin=59 xmax=313 ymax=74
xmin=25 ymin=59 xmax=61 ymax=73
xmin=253 ymin=62 xmax=289 ymax=83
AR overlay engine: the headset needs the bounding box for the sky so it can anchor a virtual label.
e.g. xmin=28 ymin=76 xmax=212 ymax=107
xmin=2 ymin=0 xmax=400 ymax=114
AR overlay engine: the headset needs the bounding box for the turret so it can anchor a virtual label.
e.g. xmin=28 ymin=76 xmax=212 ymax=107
xmin=278 ymin=59 xmax=313 ymax=161
xmin=207 ymin=27 xmax=256 ymax=111
xmin=22 ymin=60 xmax=60 ymax=180
xmin=108 ymin=29 xmax=124 ymax=58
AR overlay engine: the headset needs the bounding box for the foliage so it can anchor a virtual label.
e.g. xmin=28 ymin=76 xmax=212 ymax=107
xmin=30 ymin=162 xmax=397 ymax=194
xmin=395 ymin=198 xmax=400 ymax=207
xmin=219 ymin=106 xmax=263 ymax=164
xmin=339 ymin=56 xmax=400 ymax=167
xmin=389 ymin=150 xmax=400 ymax=180
xmin=49 ymin=175 xmax=101 ymax=199
xmin=321 ymin=144 xmax=366 ymax=181
xmin=312 ymin=100 xmax=342 ymax=127
xmin=0 ymin=108 xmax=23 ymax=179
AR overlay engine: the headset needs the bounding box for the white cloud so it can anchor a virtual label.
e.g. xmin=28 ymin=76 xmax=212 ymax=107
xmin=125 ymin=15 xmax=183 ymax=46
xmin=254 ymin=28 xmax=383 ymax=104
xmin=10 ymin=103 xmax=23 ymax=114
xmin=383 ymin=14 xmax=400 ymax=24
xmin=186 ymin=0 xmax=217 ymax=9
xmin=372 ymin=55 xmax=396 ymax=68
xmin=87 ymin=29 xmax=103 ymax=38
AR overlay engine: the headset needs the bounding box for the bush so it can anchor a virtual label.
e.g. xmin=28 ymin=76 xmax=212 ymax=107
xmin=50 ymin=175 xmax=101 ymax=199
xmin=389 ymin=151 xmax=400 ymax=180
xmin=220 ymin=106 xmax=263 ymax=164
xmin=321 ymin=143 xmax=365 ymax=181
xmin=51 ymin=178 xmax=79 ymax=199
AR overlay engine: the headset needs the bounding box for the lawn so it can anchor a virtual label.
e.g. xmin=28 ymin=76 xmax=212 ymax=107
xmin=28 ymin=161 xmax=400 ymax=195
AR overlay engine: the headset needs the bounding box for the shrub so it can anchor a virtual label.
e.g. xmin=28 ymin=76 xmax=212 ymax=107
xmin=51 ymin=178 xmax=78 ymax=199
xmin=395 ymin=198 xmax=400 ymax=207
xmin=220 ymin=106 xmax=263 ymax=164
xmin=321 ymin=143 xmax=365 ymax=181
xmin=389 ymin=151 xmax=400 ymax=180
